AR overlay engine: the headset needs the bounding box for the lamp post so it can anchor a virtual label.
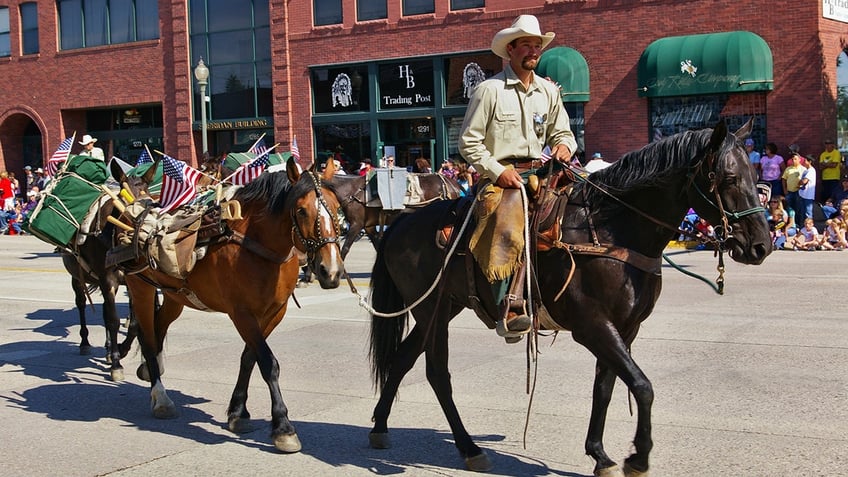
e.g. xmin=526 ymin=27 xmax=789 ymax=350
xmin=194 ymin=58 xmax=210 ymax=156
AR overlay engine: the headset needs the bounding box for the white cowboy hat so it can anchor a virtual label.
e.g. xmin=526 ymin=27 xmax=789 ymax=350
xmin=79 ymin=134 xmax=98 ymax=146
xmin=491 ymin=15 xmax=555 ymax=59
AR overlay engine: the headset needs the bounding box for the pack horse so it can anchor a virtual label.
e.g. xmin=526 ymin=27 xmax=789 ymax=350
xmin=119 ymin=158 xmax=344 ymax=452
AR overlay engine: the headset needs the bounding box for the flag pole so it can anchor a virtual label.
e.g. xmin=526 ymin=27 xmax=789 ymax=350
xmin=55 ymin=131 xmax=77 ymax=176
xmin=247 ymin=132 xmax=267 ymax=154
xmin=152 ymin=149 xmax=220 ymax=184
xmin=220 ymin=143 xmax=280 ymax=184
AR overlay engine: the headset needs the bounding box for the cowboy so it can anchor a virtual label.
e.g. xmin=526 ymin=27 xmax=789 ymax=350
xmin=459 ymin=14 xmax=577 ymax=341
xmin=79 ymin=134 xmax=105 ymax=160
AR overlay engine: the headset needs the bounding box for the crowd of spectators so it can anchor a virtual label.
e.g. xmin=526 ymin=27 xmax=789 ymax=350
xmin=689 ymin=139 xmax=848 ymax=251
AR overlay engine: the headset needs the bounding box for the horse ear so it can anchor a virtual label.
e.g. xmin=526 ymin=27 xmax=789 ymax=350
xmin=733 ymin=117 xmax=755 ymax=141
xmin=143 ymin=157 xmax=160 ymax=184
xmin=286 ymin=157 xmax=301 ymax=183
xmin=110 ymin=158 xmax=128 ymax=184
xmin=708 ymin=120 xmax=728 ymax=151
xmin=323 ymin=157 xmax=337 ymax=179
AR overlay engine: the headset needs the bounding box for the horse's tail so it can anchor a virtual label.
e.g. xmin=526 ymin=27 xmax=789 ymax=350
xmin=368 ymin=233 xmax=408 ymax=393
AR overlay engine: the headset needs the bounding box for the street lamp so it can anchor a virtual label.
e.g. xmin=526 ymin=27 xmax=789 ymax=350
xmin=194 ymin=58 xmax=210 ymax=155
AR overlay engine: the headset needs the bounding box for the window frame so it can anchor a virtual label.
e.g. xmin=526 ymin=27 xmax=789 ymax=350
xmin=20 ymin=2 xmax=39 ymax=55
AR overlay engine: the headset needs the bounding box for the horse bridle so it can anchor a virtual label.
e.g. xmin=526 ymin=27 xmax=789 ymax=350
xmin=688 ymin=146 xmax=765 ymax=246
xmin=291 ymin=171 xmax=341 ymax=257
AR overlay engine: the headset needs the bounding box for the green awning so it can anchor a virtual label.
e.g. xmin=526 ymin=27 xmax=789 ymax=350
xmin=536 ymin=46 xmax=590 ymax=102
xmin=637 ymin=31 xmax=773 ymax=98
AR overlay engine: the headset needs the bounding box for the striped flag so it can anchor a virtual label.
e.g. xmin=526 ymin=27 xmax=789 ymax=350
xmin=47 ymin=135 xmax=75 ymax=177
xmin=290 ymin=136 xmax=300 ymax=162
xmin=248 ymin=137 xmax=268 ymax=156
xmin=159 ymin=154 xmax=202 ymax=214
xmin=136 ymin=148 xmax=153 ymax=165
xmin=230 ymin=147 xmax=272 ymax=185
xmin=540 ymin=145 xmax=552 ymax=164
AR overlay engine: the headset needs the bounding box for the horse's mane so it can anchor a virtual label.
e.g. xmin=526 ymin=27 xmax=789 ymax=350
xmin=234 ymin=171 xmax=294 ymax=215
xmin=583 ymin=128 xmax=714 ymax=215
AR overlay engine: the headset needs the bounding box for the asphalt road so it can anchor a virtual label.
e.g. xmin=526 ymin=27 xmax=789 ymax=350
xmin=0 ymin=235 xmax=846 ymax=476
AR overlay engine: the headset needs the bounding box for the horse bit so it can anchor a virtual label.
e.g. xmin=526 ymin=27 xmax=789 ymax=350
xmin=291 ymin=171 xmax=341 ymax=258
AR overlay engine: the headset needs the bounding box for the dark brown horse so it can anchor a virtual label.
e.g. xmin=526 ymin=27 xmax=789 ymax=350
xmin=329 ymin=172 xmax=463 ymax=258
xmin=367 ymin=120 xmax=771 ymax=475
xmin=60 ymin=208 xmax=138 ymax=382
xmin=122 ymin=158 xmax=344 ymax=452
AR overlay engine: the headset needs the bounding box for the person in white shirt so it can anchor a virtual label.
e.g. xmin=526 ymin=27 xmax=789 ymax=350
xmin=79 ymin=134 xmax=105 ymax=160
xmin=583 ymin=152 xmax=611 ymax=173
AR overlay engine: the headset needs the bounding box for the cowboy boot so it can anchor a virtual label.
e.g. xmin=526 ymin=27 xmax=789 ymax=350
xmin=495 ymin=261 xmax=532 ymax=341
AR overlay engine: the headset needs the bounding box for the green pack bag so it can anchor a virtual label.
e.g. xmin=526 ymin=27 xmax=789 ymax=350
xmin=222 ymin=151 xmax=290 ymax=174
xmin=26 ymin=155 xmax=109 ymax=248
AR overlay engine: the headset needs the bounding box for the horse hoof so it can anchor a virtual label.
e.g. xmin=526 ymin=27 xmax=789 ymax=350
xmin=465 ymin=452 xmax=493 ymax=472
xmin=228 ymin=416 xmax=253 ymax=434
xmin=110 ymin=368 xmax=125 ymax=382
xmin=136 ymin=363 xmax=150 ymax=382
xmin=152 ymin=403 xmax=178 ymax=419
xmin=623 ymin=463 xmax=649 ymax=477
xmin=369 ymin=432 xmax=391 ymax=449
xmin=596 ymin=464 xmax=625 ymax=477
xmin=274 ymin=433 xmax=302 ymax=453
xmin=80 ymin=345 xmax=91 ymax=356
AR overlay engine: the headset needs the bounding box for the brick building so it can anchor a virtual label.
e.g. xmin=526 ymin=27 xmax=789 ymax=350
xmin=0 ymin=1 xmax=846 ymax=179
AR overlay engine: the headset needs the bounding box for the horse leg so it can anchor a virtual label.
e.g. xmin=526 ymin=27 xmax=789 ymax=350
xmin=340 ymin=219 xmax=363 ymax=259
xmin=369 ymin=325 xmax=427 ymax=449
xmin=129 ymin=282 xmax=178 ymax=419
xmin=585 ymin=363 xmax=622 ymax=476
xmin=576 ymin=331 xmax=654 ymax=477
xmin=226 ymin=344 xmax=256 ymax=434
xmin=424 ymin=319 xmax=490 ymax=472
xmin=118 ymin=294 xmax=138 ymax=359
xmin=252 ymin=338 xmax=300 ymax=453
xmin=100 ymin=275 xmax=125 ymax=381
xmin=71 ymin=277 xmax=91 ymax=355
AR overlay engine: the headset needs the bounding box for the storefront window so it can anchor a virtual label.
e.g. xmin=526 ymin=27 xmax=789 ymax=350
xmin=443 ymin=53 xmax=500 ymax=105
xmin=378 ymin=60 xmax=434 ymax=110
xmin=649 ymin=94 xmax=766 ymax=146
xmin=314 ymin=122 xmax=372 ymax=172
xmin=837 ymin=50 xmax=848 ymax=154
xmin=312 ymin=66 xmax=369 ymax=113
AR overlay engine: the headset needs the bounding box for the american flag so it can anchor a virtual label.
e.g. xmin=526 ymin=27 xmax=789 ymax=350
xmin=248 ymin=137 xmax=268 ymax=156
xmin=230 ymin=147 xmax=272 ymax=185
xmin=159 ymin=154 xmax=202 ymax=214
xmin=290 ymin=136 xmax=300 ymax=162
xmin=47 ymin=135 xmax=75 ymax=177
xmin=136 ymin=148 xmax=153 ymax=165
xmin=540 ymin=145 xmax=552 ymax=164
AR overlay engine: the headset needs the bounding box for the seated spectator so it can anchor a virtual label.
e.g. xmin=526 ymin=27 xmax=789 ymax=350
xmin=788 ymin=217 xmax=827 ymax=250
xmin=824 ymin=216 xmax=848 ymax=250
xmin=765 ymin=195 xmax=797 ymax=249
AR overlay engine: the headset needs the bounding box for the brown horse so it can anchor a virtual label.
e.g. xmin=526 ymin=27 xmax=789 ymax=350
xmin=329 ymin=172 xmax=464 ymax=258
xmin=367 ymin=120 xmax=771 ymax=475
xmin=122 ymin=158 xmax=344 ymax=452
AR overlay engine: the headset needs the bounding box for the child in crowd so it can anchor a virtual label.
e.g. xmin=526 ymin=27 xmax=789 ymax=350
xmin=789 ymin=217 xmax=828 ymax=250
xmin=825 ymin=214 xmax=848 ymax=250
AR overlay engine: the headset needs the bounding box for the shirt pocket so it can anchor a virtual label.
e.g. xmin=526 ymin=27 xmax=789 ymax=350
xmin=492 ymin=108 xmax=520 ymax=142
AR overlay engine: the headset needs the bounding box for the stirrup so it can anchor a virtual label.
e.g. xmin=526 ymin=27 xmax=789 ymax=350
xmin=496 ymin=315 xmax=531 ymax=338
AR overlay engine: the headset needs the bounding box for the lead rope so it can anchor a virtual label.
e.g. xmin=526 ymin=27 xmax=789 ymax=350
xmin=356 ymin=200 xmax=475 ymax=318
